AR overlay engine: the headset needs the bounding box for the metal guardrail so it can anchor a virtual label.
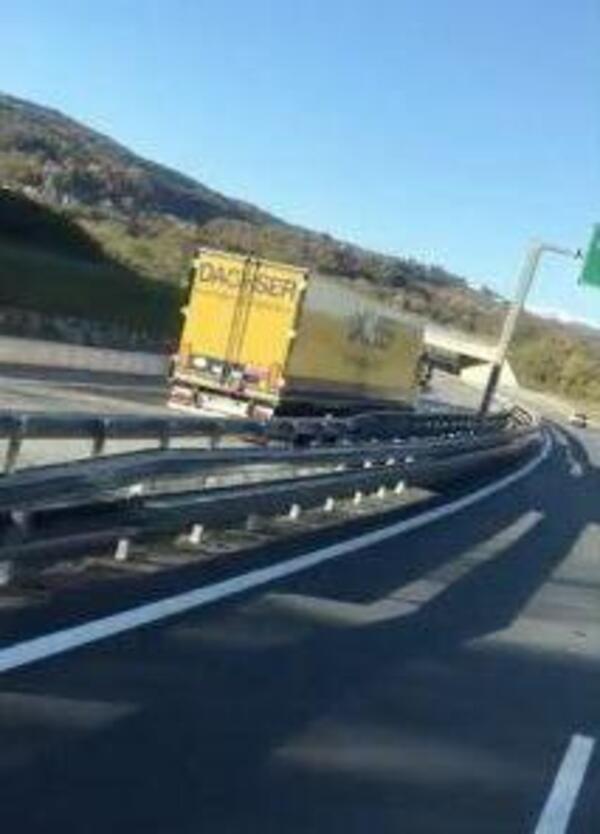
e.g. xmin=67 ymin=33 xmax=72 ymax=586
xmin=0 ymin=426 xmax=532 ymax=514
xmin=0 ymin=427 xmax=542 ymax=574
xmin=0 ymin=404 xmax=541 ymax=584
xmin=0 ymin=407 xmax=521 ymax=474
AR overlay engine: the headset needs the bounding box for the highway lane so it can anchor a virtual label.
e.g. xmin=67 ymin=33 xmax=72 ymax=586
xmin=0 ymin=364 xmax=169 ymax=414
xmin=0 ymin=425 xmax=597 ymax=832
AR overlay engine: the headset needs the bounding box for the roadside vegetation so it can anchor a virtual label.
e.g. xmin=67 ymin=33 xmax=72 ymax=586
xmin=0 ymin=190 xmax=179 ymax=342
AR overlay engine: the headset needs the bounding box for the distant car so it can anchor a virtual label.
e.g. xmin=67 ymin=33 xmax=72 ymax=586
xmin=568 ymin=412 xmax=587 ymax=428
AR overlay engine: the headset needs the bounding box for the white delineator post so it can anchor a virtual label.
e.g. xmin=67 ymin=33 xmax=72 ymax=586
xmin=288 ymin=504 xmax=301 ymax=521
xmin=188 ymin=524 xmax=204 ymax=545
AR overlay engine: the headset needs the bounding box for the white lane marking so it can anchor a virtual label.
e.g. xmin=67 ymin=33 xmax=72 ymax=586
xmin=0 ymin=435 xmax=550 ymax=675
xmin=266 ymin=510 xmax=543 ymax=625
xmin=533 ymin=734 xmax=595 ymax=834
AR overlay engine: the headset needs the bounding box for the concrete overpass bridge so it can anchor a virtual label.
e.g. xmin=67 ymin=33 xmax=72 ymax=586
xmin=423 ymin=324 xmax=518 ymax=389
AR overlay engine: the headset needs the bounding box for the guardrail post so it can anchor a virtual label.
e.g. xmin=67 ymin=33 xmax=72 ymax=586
xmin=209 ymin=426 xmax=223 ymax=450
xmin=91 ymin=418 xmax=108 ymax=457
xmin=288 ymin=503 xmax=301 ymax=520
xmin=246 ymin=513 xmax=261 ymax=531
xmin=4 ymin=416 xmax=26 ymax=474
xmin=159 ymin=423 xmax=171 ymax=451
xmin=324 ymin=497 xmax=335 ymax=512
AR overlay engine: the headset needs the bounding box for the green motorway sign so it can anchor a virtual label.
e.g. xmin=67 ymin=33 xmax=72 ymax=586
xmin=580 ymin=225 xmax=600 ymax=288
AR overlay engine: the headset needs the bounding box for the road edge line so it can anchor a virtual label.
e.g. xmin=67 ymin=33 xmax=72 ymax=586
xmin=533 ymin=733 xmax=595 ymax=834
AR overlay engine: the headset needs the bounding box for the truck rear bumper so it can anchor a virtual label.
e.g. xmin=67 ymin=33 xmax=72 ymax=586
xmin=168 ymin=382 xmax=274 ymax=420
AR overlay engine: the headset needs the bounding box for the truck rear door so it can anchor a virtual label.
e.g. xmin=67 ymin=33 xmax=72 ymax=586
xmin=231 ymin=257 xmax=306 ymax=393
xmin=180 ymin=250 xmax=306 ymax=399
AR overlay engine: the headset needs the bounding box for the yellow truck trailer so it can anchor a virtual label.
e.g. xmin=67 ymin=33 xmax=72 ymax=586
xmin=169 ymin=248 xmax=424 ymax=419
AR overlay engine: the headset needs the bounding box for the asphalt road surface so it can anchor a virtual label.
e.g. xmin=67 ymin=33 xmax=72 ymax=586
xmin=0 ymin=423 xmax=597 ymax=833
xmin=0 ymin=364 xmax=169 ymax=414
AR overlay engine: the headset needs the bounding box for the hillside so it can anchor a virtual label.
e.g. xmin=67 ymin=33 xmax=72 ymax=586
xmin=0 ymin=92 xmax=486 ymax=299
xmin=0 ymin=93 xmax=278 ymax=227
xmin=1 ymin=91 xmax=599 ymax=403
xmin=0 ymin=188 xmax=178 ymax=344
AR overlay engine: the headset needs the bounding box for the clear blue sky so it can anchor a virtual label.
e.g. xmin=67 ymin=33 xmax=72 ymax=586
xmin=1 ymin=0 xmax=598 ymax=326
